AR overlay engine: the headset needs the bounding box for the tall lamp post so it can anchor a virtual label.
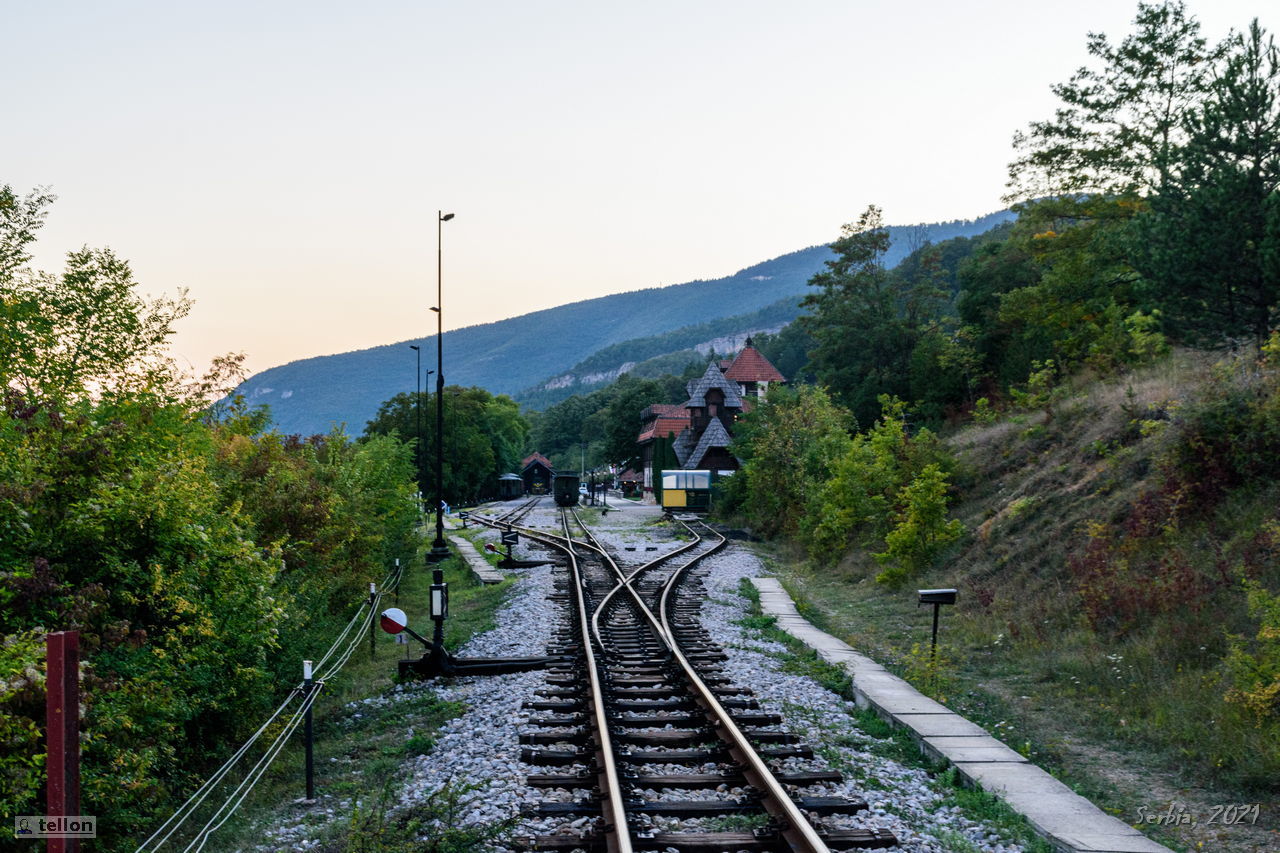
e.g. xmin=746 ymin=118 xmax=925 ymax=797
xmin=428 ymin=211 xmax=454 ymax=564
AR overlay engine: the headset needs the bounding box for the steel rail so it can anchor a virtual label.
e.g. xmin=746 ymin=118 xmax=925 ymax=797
xmin=575 ymin=511 xmax=833 ymax=853
xmin=581 ymin=515 xmax=705 ymax=650
xmin=556 ymin=510 xmax=633 ymax=853
xmin=656 ymin=520 xmax=833 ymax=852
xmin=471 ymin=508 xmax=834 ymax=851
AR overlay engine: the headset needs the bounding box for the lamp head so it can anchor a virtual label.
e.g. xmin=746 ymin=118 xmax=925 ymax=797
xmin=440 ymin=212 xmax=455 ymax=222
xmin=430 ymin=306 xmax=440 ymax=313
xmin=409 ymin=344 xmax=419 ymax=351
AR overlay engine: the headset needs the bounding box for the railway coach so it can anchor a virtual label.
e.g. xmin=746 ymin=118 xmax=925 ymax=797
xmin=552 ymin=473 xmax=581 ymax=507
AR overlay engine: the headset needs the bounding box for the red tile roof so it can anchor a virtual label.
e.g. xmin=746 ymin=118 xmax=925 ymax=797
xmin=637 ymin=414 xmax=690 ymax=444
xmin=521 ymin=451 xmax=553 ymax=470
xmin=724 ymin=345 xmax=785 ymax=383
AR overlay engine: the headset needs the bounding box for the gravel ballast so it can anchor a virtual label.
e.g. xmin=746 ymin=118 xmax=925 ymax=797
xmin=269 ymin=504 xmax=1032 ymax=852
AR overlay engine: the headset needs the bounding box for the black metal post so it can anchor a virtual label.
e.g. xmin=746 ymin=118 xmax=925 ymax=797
xmin=418 ymin=565 xmax=452 ymax=674
xmin=429 ymin=211 xmax=454 ymax=563
xmin=431 ymin=567 xmax=445 ymax=648
xmin=930 ymin=602 xmax=941 ymax=668
xmin=303 ymin=660 xmax=314 ymax=800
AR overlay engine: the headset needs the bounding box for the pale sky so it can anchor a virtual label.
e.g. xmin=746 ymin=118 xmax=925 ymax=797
xmin=6 ymin=0 xmax=1269 ymax=377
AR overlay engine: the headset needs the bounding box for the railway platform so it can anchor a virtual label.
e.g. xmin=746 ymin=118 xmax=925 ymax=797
xmin=751 ymin=577 xmax=1174 ymax=853
xmin=444 ymin=529 xmax=506 ymax=584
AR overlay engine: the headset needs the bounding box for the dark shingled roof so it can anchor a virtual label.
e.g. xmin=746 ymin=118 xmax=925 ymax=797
xmin=683 ymin=362 xmax=744 ymax=409
xmin=672 ymin=426 xmax=697 ymax=467
xmin=685 ymin=418 xmax=734 ymax=469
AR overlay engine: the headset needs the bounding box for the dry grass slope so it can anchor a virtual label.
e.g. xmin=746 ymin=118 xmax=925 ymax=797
xmin=772 ymin=349 xmax=1280 ymax=852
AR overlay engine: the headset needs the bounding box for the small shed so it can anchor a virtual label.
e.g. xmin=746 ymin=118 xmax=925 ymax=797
xmin=497 ymin=473 xmax=523 ymax=500
xmin=618 ymin=468 xmax=642 ymax=499
xmin=520 ymin=452 xmax=554 ymax=495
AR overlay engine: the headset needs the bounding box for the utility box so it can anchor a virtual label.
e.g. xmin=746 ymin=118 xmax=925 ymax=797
xmin=918 ymin=588 xmax=957 ymax=605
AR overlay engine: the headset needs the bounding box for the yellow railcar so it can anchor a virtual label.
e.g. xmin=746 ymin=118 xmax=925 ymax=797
xmin=659 ymin=469 xmax=712 ymax=512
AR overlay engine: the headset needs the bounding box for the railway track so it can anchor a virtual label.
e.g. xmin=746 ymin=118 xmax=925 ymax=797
xmin=471 ymin=502 xmax=897 ymax=852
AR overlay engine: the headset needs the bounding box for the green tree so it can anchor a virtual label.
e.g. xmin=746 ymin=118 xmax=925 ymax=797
xmin=0 ymin=188 xmax=421 ymax=847
xmin=800 ymin=206 xmax=914 ymax=427
xmin=803 ymin=395 xmax=954 ymax=562
xmin=874 ymin=463 xmax=965 ymax=586
xmin=0 ymin=184 xmax=55 ymax=279
xmin=1135 ymin=20 xmax=1280 ymax=346
xmin=751 ymin=321 xmax=815 ymax=385
xmin=730 ymin=385 xmax=853 ymax=538
xmin=1007 ymin=0 xmax=1217 ymax=201
xmin=363 ymin=385 xmax=528 ymax=502
xmin=584 ymin=374 xmax=670 ymax=470
xmin=1 ymin=243 xmax=191 ymax=402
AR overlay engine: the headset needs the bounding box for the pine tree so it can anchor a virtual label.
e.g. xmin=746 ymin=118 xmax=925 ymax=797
xmin=1007 ymin=1 xmax=1218 ymax=201
xmin=1135 ymin=20 xmax=1280 ymax=346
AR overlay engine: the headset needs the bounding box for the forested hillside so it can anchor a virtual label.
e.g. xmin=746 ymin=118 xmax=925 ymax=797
xmin=234 ymin=210 xmax=1013 ymax=434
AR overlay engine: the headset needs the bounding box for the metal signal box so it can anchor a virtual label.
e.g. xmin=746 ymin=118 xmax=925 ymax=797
xmin=917 ymin=588 xmax=957 ymax=606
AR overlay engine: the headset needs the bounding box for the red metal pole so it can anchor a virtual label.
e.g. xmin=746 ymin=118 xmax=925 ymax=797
xmin=46 ymin=631 xmax=80 ymax=853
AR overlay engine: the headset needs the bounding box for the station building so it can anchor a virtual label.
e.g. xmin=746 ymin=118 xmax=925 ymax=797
xmin=636 ymin=338 xmax=785 ymax=503
xmin=520 ymin=452 xmax=554 ymax=494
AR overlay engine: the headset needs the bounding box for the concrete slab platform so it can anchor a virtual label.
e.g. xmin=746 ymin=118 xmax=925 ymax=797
xmin=895 ymin=713 xmax=989 ymax=737
xmin=1055 ymin=832 xmax=1175 ymax=853
xmin=927 ymin=743 xmax=1030 ymax=764
xmin=921 ymin=735 xmax=1029 ymax=765
xmin=749 ymin=576 xmax=1173 ymax=853
xmin=952 ymin=760 xmax=1080 ymax=795
xmin=446 ymin=533 xmax=505 ymax=584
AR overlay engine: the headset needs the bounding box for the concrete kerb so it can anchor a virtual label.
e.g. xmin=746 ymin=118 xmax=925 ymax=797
xmin=444 ymin=531 xmax=505 ymax=585
xmin=749 ymin=577 xmax=1173 ymax=853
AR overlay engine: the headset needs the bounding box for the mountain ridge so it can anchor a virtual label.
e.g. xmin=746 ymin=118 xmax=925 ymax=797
xmin=235 ymin=209 xmax=1015 ymax=434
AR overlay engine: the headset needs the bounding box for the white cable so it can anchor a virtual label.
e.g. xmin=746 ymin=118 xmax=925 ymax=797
xmin=134 ymin=688 xmax=301 ymax=853
xmin=190 ymin=589 xmax=374 ymax=851
xmin=140 ymin=575 xmax=396 ymax=850
xmin=183 ymin=685 xmax=323 ymax=853
xmin=311 ymin=600 xmax=369 ymax=672
xmin=315 ymin=593 xmax=380 ymax=681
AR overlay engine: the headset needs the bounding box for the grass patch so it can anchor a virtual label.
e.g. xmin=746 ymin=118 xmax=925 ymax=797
xmin=734 ymin=577 xmax=1062 ymax=853
xmin=320 ymin=777 xmax=518 ymax=853
xmin=932 ymin=767 xmax=1055 ymax=853
xmin=185 ymin=542 xmax=517 ymax=852
xmin=700 ymin=813 xmax=771 ymax=833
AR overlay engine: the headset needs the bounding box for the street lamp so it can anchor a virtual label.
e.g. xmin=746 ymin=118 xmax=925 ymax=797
xmin=428 ymin=211 xmax=454 ymax=564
